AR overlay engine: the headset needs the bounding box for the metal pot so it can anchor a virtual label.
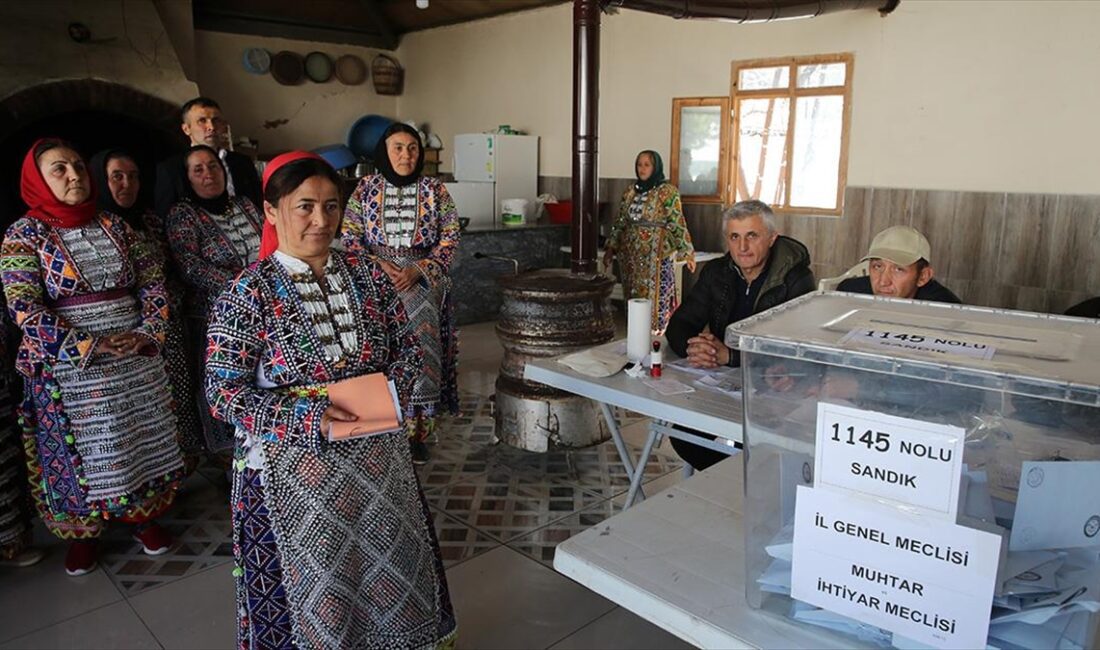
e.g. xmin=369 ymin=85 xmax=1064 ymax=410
xmin=493 ymin=269 xmax=614 ymax=451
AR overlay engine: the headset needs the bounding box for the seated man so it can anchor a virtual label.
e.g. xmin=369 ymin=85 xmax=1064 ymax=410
xmin=836 ymin=225 xmax=959 ymax=302
xmin=665 ymin=200 xmax=815 ymax=470
xmin=816 ymin=225 xmax=981 ymax=419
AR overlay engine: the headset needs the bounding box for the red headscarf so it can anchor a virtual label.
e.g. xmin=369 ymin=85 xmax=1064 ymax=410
xmin=258 ymin=150 xmax=327 ymax=260
xmin=20 ymin=138 xmax=98 ymax=228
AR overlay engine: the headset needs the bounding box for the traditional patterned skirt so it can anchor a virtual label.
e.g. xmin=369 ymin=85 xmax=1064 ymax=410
xmin=617 ymin=221 xmax=677 ymax=334
xmin=163 ymin=314 xmax=203 ymax=472
xmin=232 ymin=426 xmax=457 ymax=649
xmin=370 ymin=247 xmax=459 ymax=423
xmin=22 ymin=290 xmax=183 ymax=537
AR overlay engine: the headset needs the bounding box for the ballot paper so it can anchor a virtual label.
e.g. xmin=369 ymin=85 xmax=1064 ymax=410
xmin=1003 ymin=556 xmax=1064 ymax=595
xmin=988 ymin=611 xmax=1092 ymax=650
xmin=326 ymin=373 xmax=403 ymax=441
xmin=757 ymin=558 xmax=792 ymax=594
xmin=998 ymin=550 xmax=1060 ymax=595
xmin=765 ymin=523 xmax=794 ymax=562
xmin=1009 ymin=460 xmax=1100 ymax=551
xmin=990 ymin=565 xmax=1100 ymax=625
xmin=790 ymin=605 xmax=894 ymax=647
xmin=692 ymin=372 xmax=743 ymax=398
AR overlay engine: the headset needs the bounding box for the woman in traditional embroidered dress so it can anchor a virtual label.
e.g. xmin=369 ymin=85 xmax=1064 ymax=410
xmin=602 ymin=150 xmax=695 ymax=334
xmin=167 ymin=145 xmax=262 ymax=466
xmin=1 ymin=138 xmax=184 ymax=576
xmin=342 ymin=123 xmax=460 ymax=465
xmin=206 ymin=151 xmax=457 ymax=649
xmin=90 ymin=148 xmax=203 ymax=473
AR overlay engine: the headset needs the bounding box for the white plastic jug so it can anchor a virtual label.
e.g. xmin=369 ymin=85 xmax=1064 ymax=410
xmin=501 ymin=198 xmax=528 ymax=226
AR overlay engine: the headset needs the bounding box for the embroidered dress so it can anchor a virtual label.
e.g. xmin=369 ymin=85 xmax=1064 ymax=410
xmin=133 ymin=209 xmax=203 ymax=470
xmin=167 ymin=196 xmax=262 ymax=458
xmin=342 ymin=175 xmax=460 ymax=434
xmin=205 ymin=249 xmax=457 ymax=649
xmin=606 ymin=183 xmax=694 ymax=334
xmin=1 ymin=213 xmax=183 ymax=539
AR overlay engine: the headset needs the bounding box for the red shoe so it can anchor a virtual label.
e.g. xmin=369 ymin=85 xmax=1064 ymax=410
xmin=65 ymin=540 xmax=99 ymax=576
xmin=133 ymin=522 xmax=173 ymax=556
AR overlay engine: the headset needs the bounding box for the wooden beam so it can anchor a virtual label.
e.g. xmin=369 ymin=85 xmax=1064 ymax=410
xmin=358 ymin=0 xmax=399 ymax=51
xmin=194 ymin=10 xmax=395 ymax=50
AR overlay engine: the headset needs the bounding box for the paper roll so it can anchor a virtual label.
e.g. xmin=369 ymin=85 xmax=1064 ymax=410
xmin=627 ymin=298 xmax=652 ymax=363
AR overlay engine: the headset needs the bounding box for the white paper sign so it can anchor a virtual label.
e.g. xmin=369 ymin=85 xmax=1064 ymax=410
xmin=814 ymin=403 xmax=966 ymax=519
xmin=792 ymin=486 xmax=1002 ymax=649
xmin=839 ymin=327 xmax=996 ymax=361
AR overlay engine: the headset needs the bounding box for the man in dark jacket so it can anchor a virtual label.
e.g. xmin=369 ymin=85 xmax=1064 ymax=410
xmin=154 ymin=96 xmax=262 ymax=218
xmin=666 ymin=200 xmax=815 ymax=367
xmin=665 ymin=200 xmax=815 ymax=470
xmin=836 ymin=225 xmax=959 ymax=302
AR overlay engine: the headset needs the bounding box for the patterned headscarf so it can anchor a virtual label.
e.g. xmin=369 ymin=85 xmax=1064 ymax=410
xmin=633 ymin=150 xmax=666 ymax=193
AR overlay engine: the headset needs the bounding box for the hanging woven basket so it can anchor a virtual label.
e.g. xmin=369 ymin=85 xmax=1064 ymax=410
xmin=371 ymin=54 xmax=404 ymax=96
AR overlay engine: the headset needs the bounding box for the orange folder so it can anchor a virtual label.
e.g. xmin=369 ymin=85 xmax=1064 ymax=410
xmin=326 ymin=373 xmax=403 ymax=441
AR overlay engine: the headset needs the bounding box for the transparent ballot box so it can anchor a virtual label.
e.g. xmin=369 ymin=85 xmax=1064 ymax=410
xmin=725 ymin=292 xmax=1100 ymax=650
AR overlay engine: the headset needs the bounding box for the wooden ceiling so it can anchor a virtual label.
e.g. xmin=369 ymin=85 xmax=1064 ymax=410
xmin=193 ymin=0 xmax=567 ymax=50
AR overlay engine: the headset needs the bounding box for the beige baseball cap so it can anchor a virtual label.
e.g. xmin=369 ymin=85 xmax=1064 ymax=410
xmin=860 ymin=225 xmax=931 ymax=267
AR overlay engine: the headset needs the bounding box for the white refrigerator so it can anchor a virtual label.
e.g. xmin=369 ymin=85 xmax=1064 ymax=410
xmin=451 ymin=134 xmax=539 ymax=225
xmin=442 ymin=181 xmax=494 ymax=230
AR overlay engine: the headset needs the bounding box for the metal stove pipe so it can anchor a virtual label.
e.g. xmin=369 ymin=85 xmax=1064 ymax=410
xmin=600 ymin=0 xmax=900 ymax=22
xmin=570 ymin=0 xmax=601 ymax=274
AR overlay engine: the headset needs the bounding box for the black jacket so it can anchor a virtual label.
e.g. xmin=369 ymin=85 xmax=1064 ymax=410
xmin=154 ymin=150 xmax=262 ymax=219
xmin=666 ymin=235 xmax=815 ymax=359
xmin=836 ymin=276 xmax=961 ymax=303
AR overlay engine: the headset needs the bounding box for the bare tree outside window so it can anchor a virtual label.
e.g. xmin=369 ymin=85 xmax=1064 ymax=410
xmin=732 ymin=54 xmax=853 ymax=215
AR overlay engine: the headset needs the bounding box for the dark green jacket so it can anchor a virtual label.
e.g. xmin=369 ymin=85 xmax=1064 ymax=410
xmin=666 ymin=235 xmax=815 ymax=359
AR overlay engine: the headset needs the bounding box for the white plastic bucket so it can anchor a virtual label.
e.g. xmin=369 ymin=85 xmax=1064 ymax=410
xmin=501 ymin=198 xmax=528 ymax=226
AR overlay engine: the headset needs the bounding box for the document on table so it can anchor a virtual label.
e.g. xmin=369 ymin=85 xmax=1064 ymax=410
xmin=326 ymin=373 xmax=404 ymax=441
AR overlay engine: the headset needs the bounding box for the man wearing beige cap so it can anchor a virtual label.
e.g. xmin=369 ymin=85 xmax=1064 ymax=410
xmin=837 ymin=225 xmax=960 ymax=302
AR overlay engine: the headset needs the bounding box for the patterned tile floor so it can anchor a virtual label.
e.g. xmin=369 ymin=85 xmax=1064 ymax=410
xmin=0 ymin=320 xmax=693 ymax=649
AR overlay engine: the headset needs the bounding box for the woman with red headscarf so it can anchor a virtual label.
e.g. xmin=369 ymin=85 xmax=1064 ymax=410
xmin=205 ymin=152 xmax=456 ymax=649
xmin=0 ymin=138 xmax=184 ymax=576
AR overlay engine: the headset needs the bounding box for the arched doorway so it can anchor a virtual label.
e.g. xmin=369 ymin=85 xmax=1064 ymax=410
xmin=0 ymin=79 xmax=184 ymax=229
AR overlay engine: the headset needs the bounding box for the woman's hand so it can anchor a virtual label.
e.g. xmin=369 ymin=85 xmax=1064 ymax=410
xmin=378 ymin=259 xmax=420 ymax=292
xmin=95 ymin=333 xmax=142 ymax=357
xmin=320 ymin=404 xmax=358 ymax=435
xmin=685 ymin=257 xmax=697 ymax=273
xmin=601 ymin=249 xmax=613 ymax=269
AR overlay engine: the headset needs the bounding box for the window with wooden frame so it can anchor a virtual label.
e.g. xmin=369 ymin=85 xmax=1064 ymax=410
xmin=730 ymin=53 xmax=853 ymax=215
xmin=669 ymin=97 xmax=730 ymax=204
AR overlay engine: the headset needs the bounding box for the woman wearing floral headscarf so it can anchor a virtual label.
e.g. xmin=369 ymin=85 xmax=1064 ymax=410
xmin=602 ymin=150 xmax=695 ymax=334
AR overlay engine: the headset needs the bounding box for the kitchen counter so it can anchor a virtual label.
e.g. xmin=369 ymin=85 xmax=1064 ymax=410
xmin=462 ymin=219 xmax=569 ymax=233
xmin=451 ymin=220 xmax=569 ymax=325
